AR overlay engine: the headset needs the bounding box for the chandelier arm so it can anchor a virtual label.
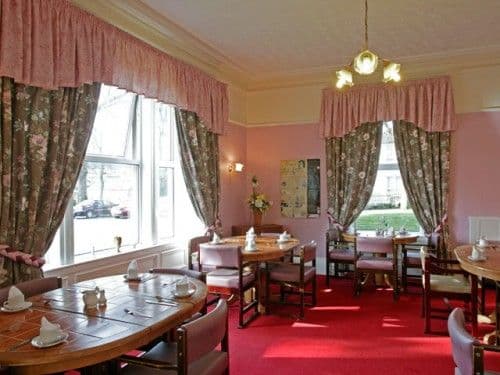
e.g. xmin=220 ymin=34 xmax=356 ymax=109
xmin=364 ymin=0 xmax=368 ymax=49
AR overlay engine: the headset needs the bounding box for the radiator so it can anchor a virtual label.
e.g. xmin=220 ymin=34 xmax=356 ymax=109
xmin=469 ymin=216 xmax=500 ymax=242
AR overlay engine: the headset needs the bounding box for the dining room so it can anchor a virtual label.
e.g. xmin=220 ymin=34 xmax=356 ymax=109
xmin=1 ymin=0 xmax=500 ymax=374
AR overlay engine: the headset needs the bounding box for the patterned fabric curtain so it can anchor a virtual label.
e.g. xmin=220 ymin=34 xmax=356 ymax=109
xmin=393 ymin=121 xmax=451 ymax=253
xmin=0 ymin=77 xmax=100 ymax=286
xmin=175 ymin=109 xmax=220 ymax=232
xmin=325 ymin=122 xmax=383 ymax=229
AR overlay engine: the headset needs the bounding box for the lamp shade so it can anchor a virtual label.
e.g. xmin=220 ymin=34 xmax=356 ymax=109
xmin=383 ymin=62 xmax=401 ymax=83
xmin=353 ymin=49 xmax=379 ymax=75
xmin=335 ymin=69 xmax=354 ymax=89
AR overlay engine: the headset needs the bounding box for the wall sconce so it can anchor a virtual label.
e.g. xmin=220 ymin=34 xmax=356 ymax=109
xmin=228 ymin=162 xmax=244 ymax=173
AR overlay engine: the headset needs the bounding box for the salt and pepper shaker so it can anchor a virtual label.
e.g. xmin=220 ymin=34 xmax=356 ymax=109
xmin=98 ymin=289 xmax=107 ymax=306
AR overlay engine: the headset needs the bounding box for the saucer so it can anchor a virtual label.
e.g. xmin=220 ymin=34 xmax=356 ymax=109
xmin=277 ymin=238 xmax=291 ymax=244
xmin=172 ymin=288 xmax=196 ymax=298
xmin=1 ymin=301 xmax=32 ymax=313
xmin=468 ymin=255 xmax=486 ymax=262
xmin=31 ymin=332 xmax=69 ymax=348
xmin=124 ymin=274 xmax=143 ymax=281
xmin=210 ymin=240 xmax=225 ymax=245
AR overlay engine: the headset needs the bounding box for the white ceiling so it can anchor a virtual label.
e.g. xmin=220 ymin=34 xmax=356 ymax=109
xmin=139 ymin=0 xmax=500 ymax=79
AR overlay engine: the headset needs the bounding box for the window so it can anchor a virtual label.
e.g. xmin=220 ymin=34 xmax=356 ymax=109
xmin=355 ymin=122 xmax=420 ymax=233
xmin=46 ymin=85 xmax=202 ymax=267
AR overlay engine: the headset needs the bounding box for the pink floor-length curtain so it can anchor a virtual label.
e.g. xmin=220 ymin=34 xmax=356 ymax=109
xmin=0 ymin=77 xmax=100 ymax=286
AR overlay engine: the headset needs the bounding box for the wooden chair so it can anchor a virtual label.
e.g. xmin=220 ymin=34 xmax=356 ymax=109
xmin=354 ymin=237 xmax=399 ymax=301
xmin=402 ymin=232 xmax=440 ymax=290
xmin=448 ymin=308 xmax=500 ymax=375
xmin=325 ymin=229 xmax=357 ymax=285
xmin=421 ymin=247 xmax=478 ymax=335
xmin=187 ymin=235 xmax=210 ymax=271
xmin=0 ymin=277 xmax=62 ymax=304
xmin=199 ymin=243 xmax=259 ymax=328
xmin=120 ymin=299 xmax=229 ymax=375
xmin=265 ymin=242 xmax=317 ymax=319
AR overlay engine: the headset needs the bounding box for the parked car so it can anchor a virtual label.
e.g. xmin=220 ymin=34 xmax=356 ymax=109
xmin=73 ymin=200 xmax=117 ymax=219
xmin=111 ymin=205 xmax=130 ymax=219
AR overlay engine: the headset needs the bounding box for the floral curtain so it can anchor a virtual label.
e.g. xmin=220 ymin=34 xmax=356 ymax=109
xmin=0 ymin=77 xmax=100 ymax=286
xmin=325 ymin=122 xmax=382 ymax=229
xmin=393 ymin=121 xmax=450 ymax=253
xmin=175 ymin=109 xmax=220 ymax=233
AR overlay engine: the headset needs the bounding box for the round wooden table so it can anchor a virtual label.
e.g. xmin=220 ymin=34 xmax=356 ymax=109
xmin=0 ymin=273 xmax=207 ymax=375
xmin=223 ymin=235 xmax=300 ymax=262
xmin=455 ymin=244 xmax=500 ymax=342
xmin=341 ymin=232 xmax=419 ymax=245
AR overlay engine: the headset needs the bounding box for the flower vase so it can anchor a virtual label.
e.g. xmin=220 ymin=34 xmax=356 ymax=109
xmin=253 ymin=210 xmax=262 ymax=226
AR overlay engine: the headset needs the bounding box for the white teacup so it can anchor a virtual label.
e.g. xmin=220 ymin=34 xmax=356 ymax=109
xmin=471 ymin=246 xmax=481 ymax=260
xmin=40 ymin=323 xmax=62 ymax=343
xmin=176 ymin=277 xmax=189 ymax=296
xmin=479 ymin=238 xmax=488 ymax=247
xmin=4 ymin=295 xmax=24 ymax=309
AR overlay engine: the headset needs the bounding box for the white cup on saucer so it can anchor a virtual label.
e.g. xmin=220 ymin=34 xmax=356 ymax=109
xmin=176 ymin=277 xmax=189 ymax=296
xmin=471 ymin=246 xmax=481 ymax=260
xmin=4 ymin=286 xmax=25 ymax=310
xmin=40 ymin=317 xmax=63 ymax=343
xmin=479 ymin=237 xmax=488 ymax=247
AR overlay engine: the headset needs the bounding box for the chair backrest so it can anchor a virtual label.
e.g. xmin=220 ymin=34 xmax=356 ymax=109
xmin=178 ymin=299 xmax=228 ymax=373
xmin=199 ymin=244 xmax=241 ymax=268
xmin=260 ymin=232 xmax=280 ymax=238
xmin=0 ymin=277 xmax=62 ymax=304
xmin=150 ymin=268 xmax=204 ymax=281
xmin=429 ymin=232 xmax=441 ymax=251
xmin=188 ymin=235 xmax=210 ymax=270
xmin=448 ymin=308 xmax=476 ymax=375
xmin=300 ymin=243 xmax=317 ymax=264
xmin=356 ymin=237 xmax=393 ymax=254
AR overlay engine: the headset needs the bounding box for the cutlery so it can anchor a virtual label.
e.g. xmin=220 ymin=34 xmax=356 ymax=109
xmin=145 ymin=300 xmax=177 ymax=307
xmin=123 ymin=308 xmax=152 ymax=318
xmin=154 ymin=295 xmax=179 ymax=304
xmin=9 ymin=338 xmax=33 ymax=351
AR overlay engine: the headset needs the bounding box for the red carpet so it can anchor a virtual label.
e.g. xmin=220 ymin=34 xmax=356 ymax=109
xmin=227 ymin=277 xmax=500 ymax=375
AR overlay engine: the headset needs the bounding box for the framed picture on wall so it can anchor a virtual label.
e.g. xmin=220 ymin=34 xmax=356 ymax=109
xmin=280 ymin=159 xmax=320 ymax=218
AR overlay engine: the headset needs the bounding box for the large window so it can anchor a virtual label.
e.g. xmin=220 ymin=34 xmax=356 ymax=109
xmin=46 ymin=85 xmax=202 ymax=266
xmin=355 ymin=122 xmax=420 ymax=233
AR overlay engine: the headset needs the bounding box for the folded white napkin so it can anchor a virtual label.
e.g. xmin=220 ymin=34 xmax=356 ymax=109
xmin=6 ymin=286 xmax=25 ymax=307
xmin=176 ymin=276 xmax=189 ymax=295
xmin=247 ymin=227 xmax=255 ymax=235
xmin=245 ymin=238 xmax=257 ymax=251
xmin=127 ymin=260 xmax=138 ymax=279
xmin=212 ymin=232 xmax=221 ymax=243
xmin=40 ymin=317 xmax=62 ymax=342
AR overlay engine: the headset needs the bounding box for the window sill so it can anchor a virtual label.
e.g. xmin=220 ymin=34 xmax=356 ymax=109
xmin=43 ymin=242 xmax=180 ymax=273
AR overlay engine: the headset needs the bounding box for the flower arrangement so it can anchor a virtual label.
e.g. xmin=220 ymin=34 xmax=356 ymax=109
xmin=248 ymin=176 xmax=271 ymax=213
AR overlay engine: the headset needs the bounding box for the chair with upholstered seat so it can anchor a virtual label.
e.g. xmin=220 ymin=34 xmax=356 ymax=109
xmin=353 ymin=237 xmax=399 ymax=300
xmin=421 ymin=247 xmax=478 ymax=335
xmin=0 ymin=277 xmax=62 ymax=304
xmin=187 ymin=235 xmax=211 ymax=271
xmin=402 ymin=232 xmax=440 ymax=290
xmin=448 ymin=307 xmax=500 ymax=375
xmin=265 ymin=242 xmax=317 ymax=319
xmin=199 ymin=243 xmax=259 ymax=328
xmin=325 ymin=229 xmax=357 ymax=285
xmin=120 ymin=299 xmax=229 ymax=375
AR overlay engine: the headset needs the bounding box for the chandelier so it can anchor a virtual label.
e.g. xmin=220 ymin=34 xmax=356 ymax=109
xmin=335 ymin=0 xmax=401 ymax=89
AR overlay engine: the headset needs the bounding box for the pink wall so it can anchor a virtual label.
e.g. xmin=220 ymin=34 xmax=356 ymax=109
xmin=450 ymin=112 xmax=500 ymax=244
xmin=219 ymin=122 xmax=248 ymax=236
xmin=245 ymin=124 xmax=329 ymax=261
xmin=218 ymin=113 xmax=500 ymax=269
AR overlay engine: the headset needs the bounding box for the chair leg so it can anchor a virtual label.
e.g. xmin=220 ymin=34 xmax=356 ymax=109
xmin=402 ymin=261 xmax=407 ymax=291
xmin=353 ymin=268 xmax=358 ymax=296
xmin=326 ymin=260 xmax=330 ymax=287
xmin=265 ymin=273 xmax=271 ymax=316
xmin=334 ymin=262 xmax=338 ymax=278
xmin=424 ymin=290 xmax=431 ymax=333
xmin=312 ymin=275 xmax=317 ymax=306
xmin=299 ymin=287 xmax=305 ymax=319
xmin=238 ymin=289 xmax=244 ymax=328
xmin=393 ymin=270 xmax=399 ymax=301
xmin=480 ymin=278 xmax=486 ymax=315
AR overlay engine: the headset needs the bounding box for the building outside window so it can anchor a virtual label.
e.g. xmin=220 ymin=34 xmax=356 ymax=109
xmin=355 ymin=122 xmax=420 ymax=233
xmin=45 ymin=85 xmax=202 ymax=267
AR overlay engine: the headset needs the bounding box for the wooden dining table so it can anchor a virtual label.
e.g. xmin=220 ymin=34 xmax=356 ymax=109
xmin=0 ymin=273 xmax=207 ymax=375
xmin=455 ymin=244 xmax=500 ymax=343
xmin=223 ymin=235 xmax=301 ymax=262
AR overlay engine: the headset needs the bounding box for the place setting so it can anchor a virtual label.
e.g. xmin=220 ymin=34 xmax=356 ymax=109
xmin=1 ymin=286 xmax=32 ymax=313
xmin=277 ymin=231 xmax=292 ymax=244
xmin=123 ymin=260 xmax=156 ymax=283
xmin=30 ymin=317 xmax=69 ymax=349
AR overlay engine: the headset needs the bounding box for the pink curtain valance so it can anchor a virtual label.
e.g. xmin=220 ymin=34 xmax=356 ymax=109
xmin=0 ymin=0 xmax=227 ymax=134
xmin=319 ymin=76 xmax=456 ymax=138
